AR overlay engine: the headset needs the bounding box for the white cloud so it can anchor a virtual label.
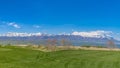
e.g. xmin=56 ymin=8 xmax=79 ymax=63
xmin=33 ymin=25 xmax=41 ymax=28
xmin=72 ymin=30 xmax=113 ymax=38
xmin=8 ymin=22 xmax=21 ymax=28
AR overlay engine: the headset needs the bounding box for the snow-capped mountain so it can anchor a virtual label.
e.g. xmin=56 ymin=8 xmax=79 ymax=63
xmin=71 ymin=30 xmax=112 ymax=38
xmin=0 ymin=34 xmax=117 ymax=46
xmin=0 ymin=32 xmax=42 ymax=37
xmin=0 ymin=30 xmax=113 ymax=39
xmin=0 ymin=30 xmax=119 ymax=46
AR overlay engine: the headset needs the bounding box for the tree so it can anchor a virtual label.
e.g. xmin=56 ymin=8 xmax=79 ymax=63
xmin=60 ymin=39 xmax=72 ymax=50
xmin=106 ymin=40 xmax=117 ymax=49
xmin=51 ymin=39 xmax=57 ymax=51
xmin=46 ymin=39 xmax=57 ymax=51
xmin=61 ymin=39 xmax=66 ymax=46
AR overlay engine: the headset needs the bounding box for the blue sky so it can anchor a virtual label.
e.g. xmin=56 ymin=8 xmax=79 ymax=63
xmin=0 ymin=0 xmax=120 ymax=35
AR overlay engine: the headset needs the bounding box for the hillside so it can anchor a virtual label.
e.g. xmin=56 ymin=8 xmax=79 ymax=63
xmin=1 ymin=46 xmax=120 ymax=68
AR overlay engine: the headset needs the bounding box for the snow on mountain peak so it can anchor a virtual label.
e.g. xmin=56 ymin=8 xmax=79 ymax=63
xmin=72 ymin=30 xmax=112 ymax=38
xmin=0 ymin=32 xmax=42 ymax=37
xmin=0 ymin=30 xmax=113 ymax=39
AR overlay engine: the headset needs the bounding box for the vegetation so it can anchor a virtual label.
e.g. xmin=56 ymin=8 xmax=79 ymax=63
xmin=0 ymin=46 xmax=120 ymax=68
xmin=81 ymin=45 xmax=106 ymax=48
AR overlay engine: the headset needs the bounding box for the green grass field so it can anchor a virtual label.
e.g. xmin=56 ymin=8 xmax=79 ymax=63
xmin=0 ymin=46 xmax=120 ymax=68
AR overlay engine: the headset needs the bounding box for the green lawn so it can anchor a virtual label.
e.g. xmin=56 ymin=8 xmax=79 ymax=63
xmin=0 ymin=46 xmax=120 ymax=68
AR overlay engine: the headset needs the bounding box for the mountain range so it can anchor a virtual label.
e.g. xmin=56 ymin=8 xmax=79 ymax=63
xmin=0 ymin=31 xmax=119 ymax=47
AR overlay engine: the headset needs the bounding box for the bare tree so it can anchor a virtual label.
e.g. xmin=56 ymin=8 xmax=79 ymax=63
xmin=60 ymin=39 xmax=71 ymax=50
xmin=106 ymin=40 xmax=117 ymax=49
xmin=51 ymin=39 xmax=57 ymax=51
xmin=46 ymin=39 xmax=57 ymax=51
xmin=61 ymin=39 xmax=66 ymax=46
xmin=46 ymin=39 xmax=52 ymax=50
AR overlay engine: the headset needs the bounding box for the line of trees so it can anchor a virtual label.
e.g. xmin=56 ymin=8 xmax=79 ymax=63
xmin=45 ymin=39 xmax=118 ymax=51
xmin=45 ymin=39 xmax=73 ymax=51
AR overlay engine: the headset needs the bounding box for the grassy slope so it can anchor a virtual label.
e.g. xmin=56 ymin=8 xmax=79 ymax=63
xmin=0 ymin=47 xmax=120 ymax=68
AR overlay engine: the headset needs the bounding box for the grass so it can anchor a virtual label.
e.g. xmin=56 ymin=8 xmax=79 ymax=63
xmin=0 ymin=46 xmax=120 ymax=68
